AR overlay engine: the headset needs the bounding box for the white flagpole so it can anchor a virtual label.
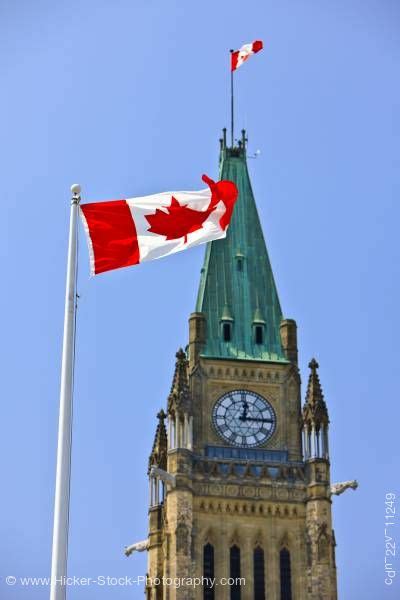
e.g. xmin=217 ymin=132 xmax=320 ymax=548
xmin=50 ymin=184 xmax=81 ymax=600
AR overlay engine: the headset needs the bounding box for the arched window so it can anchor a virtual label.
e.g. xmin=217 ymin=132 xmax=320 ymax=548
xmin=203 ymin=543 xmax=215 ymax=600
xmin=235 ymin=251 xmax=244 ymax=271
xmin=280 ymin=548 xmax=292 ymax=600
xmin=223 ymin=322 xmax=232 ymax=342
xmin=230 ymin=545 xmax=241 ymax=600
xmin=254 ymin=324 xmax=264 ymax=344
xmin=253 ymin=546 xmax=265 ymax=600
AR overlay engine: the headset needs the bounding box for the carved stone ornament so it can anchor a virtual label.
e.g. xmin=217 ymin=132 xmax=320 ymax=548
xmin=150 ymin=466 xmax=176 ymax=488
xmin=124 ymin=539 xmax=149 ymax=556
xmin=176 ymin=496 xmax=193 ymax=526
xmin=330 ymin=480 xmax=358 ymax=496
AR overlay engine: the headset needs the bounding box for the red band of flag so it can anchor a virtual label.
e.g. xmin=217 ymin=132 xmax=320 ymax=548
xmin=80 ymin=200 xmax=140 ymax=275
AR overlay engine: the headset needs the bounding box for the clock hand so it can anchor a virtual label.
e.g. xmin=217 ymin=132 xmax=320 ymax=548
xmin=239 ymin=399 xmax=249 ymax=421
xmin=243 ymin=417 xmax=274 ymax=423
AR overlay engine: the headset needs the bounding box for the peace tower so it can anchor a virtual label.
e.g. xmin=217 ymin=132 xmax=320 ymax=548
xmin=144 ymin=130 xmax=338 ymax=600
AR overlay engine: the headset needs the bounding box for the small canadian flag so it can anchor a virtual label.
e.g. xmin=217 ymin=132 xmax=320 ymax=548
xmin=231 ymin=40 xmax=263 ymax=71
xmin=80 ymin=175 xmax=238 ymax=275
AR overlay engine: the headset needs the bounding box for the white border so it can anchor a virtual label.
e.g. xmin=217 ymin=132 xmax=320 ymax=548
xmin=79 ymin=207 xmax=96 ymax=277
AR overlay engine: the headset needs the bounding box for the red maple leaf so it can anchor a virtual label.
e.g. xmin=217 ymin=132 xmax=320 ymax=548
xmin=145 ymin=175 xmax=238 ymax=243
xmin=145 ymin=196 xmax=213 ymax=243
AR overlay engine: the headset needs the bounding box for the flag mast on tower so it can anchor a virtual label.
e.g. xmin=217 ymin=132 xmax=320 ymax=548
xmin=230 ymin=49 xmax=235 ymax=148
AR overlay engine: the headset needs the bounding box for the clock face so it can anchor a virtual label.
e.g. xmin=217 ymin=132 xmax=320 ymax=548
xmin=212 ymin=390 xmax=276 ymax=448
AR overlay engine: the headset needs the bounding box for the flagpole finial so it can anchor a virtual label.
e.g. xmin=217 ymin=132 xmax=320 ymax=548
xmin=71 ymin=184 xmax=81 ymax=197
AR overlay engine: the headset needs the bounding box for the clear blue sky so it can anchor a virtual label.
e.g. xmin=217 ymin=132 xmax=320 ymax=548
xmin=1 ymin=1 xmax=399 ymax=598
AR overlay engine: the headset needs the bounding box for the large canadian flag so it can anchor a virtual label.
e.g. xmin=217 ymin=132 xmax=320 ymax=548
xmin=80 ymin=175 xmax=238 ymax=275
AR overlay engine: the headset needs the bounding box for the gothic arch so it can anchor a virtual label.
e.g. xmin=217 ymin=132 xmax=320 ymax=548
xmin=203 ymin=528 xmax=216 ymax=546
xmin=279 ymin=531 xmax=291 ymax=550
xmin=253 ymin=530 xmax=264 ymax=548
xmin=229 ymin=530 xmax=241 ymax=548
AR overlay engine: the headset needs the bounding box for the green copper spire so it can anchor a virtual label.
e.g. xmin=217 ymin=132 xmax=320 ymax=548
xmin=196 ymin=130 xmax=287 ymax=362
